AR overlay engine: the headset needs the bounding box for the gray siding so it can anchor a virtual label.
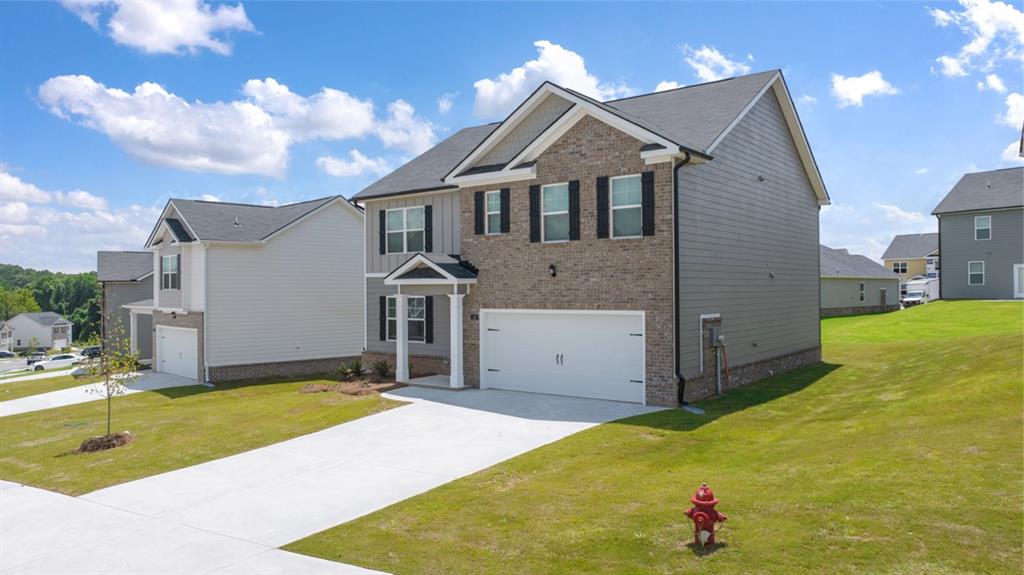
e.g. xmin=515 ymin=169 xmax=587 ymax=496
xmin=940 ymin=208 xmax=1024 ymax=299
xmin=478 ymin=94 xmax=573 ymax=166
xmin=103 ymin=277 xmax=154 ymax=360
xmin=677 ymin=90 xmax=821 ymax=378
xmin=821 ymin=277 xmax=900 ymax=309
xmin=365 ymin=277 xmax=450 ymax=358
xmin=364 ymin=191 xmax=461 ymax=274
xmin=157 ymin=244 xmax=182 ymax=309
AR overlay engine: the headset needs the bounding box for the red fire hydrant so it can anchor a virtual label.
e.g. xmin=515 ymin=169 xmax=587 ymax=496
xmin=684 ymin=483 xmax=727 ymax=547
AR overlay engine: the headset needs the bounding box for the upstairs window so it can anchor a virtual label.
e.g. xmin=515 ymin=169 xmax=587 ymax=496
xmin=892 ymin=261 xmax=907 ymax=274
xmin=542 ymin=183 xmax=570 ymax=242
xmin=611 ymin=175 xmax=642 ymax=238
xmin=485 ymin=191 xmax=501 ymax=235
xmin=974 ymin=215 xmax=991 ymax=240
xmin=386 ymin=207 xmax=425 ymax=254
xmin=161 ymin=255 xmax=180 ymax=290
xmin=968 ymin=261 xmax=985 ymax=285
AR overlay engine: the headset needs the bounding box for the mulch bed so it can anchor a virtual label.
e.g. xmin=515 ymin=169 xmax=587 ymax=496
xmin=299 ymin=380 xmax=405 ymax=396
xmin=78 ymin=432 xmax=133 ymax=453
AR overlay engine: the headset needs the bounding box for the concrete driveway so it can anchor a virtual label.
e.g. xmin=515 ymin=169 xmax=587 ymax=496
xmin=0 ymin=372 xmax=197 ymax=417
xmin=0 ymin=386 xmax=661 ymax=574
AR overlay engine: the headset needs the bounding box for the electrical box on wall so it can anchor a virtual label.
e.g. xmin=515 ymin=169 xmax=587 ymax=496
xmin=709 ymin=325 xmax=723 ymax=348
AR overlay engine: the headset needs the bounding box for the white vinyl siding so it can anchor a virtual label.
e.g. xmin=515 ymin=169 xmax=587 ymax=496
xmin=385 ymin=206 xmax=425 ymax=254
xmin=542 ymin=183 xmax=570 ymax=243
xmin=974 ymin=215 xmax=991 ymax=240
xmin=610 ymin=174 xmax=642 ymax=238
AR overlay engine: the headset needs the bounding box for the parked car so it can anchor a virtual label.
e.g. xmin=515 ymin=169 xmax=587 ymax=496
xmin=901 ymin=277 xmax=940 ymax=307
xmin=0 ymin=351 xmax=14 ymax=359
xmin=81 ymin=346 xmax=102 ymax=359
xmin=24 ymin=348 xmax=47 ymax=364
xmin=32 ymin=353 xmax=82 ymax=371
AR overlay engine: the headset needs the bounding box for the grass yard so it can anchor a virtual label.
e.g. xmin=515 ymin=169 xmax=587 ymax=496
xmin=0 ymin=378 xmax=403 ymax=495
xmin=0 ymin=374 xmax=99 ymax=401
xmin=286 ymin=301 xmax=1023 ymax=575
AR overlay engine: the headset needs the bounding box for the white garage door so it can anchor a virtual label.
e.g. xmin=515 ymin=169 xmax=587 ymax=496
xmin=157 ymin=326 xmax=198 ymax=380
xmin=480 ymin=310 xmax=645 ymax=403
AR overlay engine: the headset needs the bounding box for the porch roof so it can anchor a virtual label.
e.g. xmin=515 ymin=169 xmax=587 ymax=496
xmin=384 ymin=253 xmax=478 ymax=285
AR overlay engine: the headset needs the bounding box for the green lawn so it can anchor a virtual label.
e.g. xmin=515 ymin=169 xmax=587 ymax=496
xmin=0 ymin=378 xmax=404 ymax=495
xmin=0 ymin=374 xmax=100 ymax=401
xmin=0 ymin=366 xmax=70 ymax=380
xmin=286 ymin=301 xmax=1023 ymax=575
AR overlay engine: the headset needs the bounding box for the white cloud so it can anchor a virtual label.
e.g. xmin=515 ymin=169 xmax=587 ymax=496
xmin=930 ymin=0 xmax=1024 ymax=77
xmin=56 ymin=189 xmax=108 ymax=210
xmin=316 ymin=150 xmax=391 ymax=177
xmin=472 ymin=40 xmax=635 ymax=118
xmin=1000 ymin=92 xmax=1024 ymax=126
xmin=683 ymin=45 xmax=752 ymax=82
xmin=798 ymin=94 xmax=818 ymax=106
xmin=198 ymin=194 xmax=220 ymax=202
xmin=977 ymin=73 xmax=1008 ymax=92
xmin=874 ymin=202 xmax=928 ymax=224
xmin=830 ymin=71 xmax=899 ymax=108
xmin=38 ymin=75 xmax=435 ymax=177
xmin=1001 ymin=139 xmax=1024 ymax=162
xmin=821 ymin=202 xmax=937 ymax=262
xmin=655 ymin=81 xmax=683 ymax=92
xmin=915 ymin=167 xmax=930 ymax=174
xmin=61 ymin=0 xmax=255 ymax=55
xmin=437 ymin=92 xmax=456 ymax=114
xmin=0 ymin=171 xmax=52 ymax=203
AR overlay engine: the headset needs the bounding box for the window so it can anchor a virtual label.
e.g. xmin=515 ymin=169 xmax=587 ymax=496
xmin=485 ymin=190 xmax=501 ymax=235
xmin=386 ymin=296 xmax=425 ymax=342
xmin=968 ymin=261 xmax=985 ymax=285
xmin=859 ymin=283 xmax=865 ymax=302
xmin=542 ymin=183 xmax=570 ymax=242
xmin=385 ymin=207 xmax=425 ymax=254
xmin=611 ymin=175 xmax=642 ymax=238
xmin=892 ymin=261 xmax=907 ymax=274
xmin=161 ymin=255 xmax=179 ymax=290
xmin=974 ymin=215 xmax=991 ymax=240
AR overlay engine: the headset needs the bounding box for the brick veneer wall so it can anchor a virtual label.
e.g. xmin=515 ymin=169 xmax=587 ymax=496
xmin=685 ymin=347 xmax=822 ymax=402
xmin=820 ymin=304 xmax=900 ymax=318
xmin=208 ymin=356 xmax=359 ymax=382
xmin=361 ymin=351 xmax=450 ymax=378
xmin=459 ymin=116 xmax=677 ymax=406
xmin=152 ymin=310 xmax=204 ymax=380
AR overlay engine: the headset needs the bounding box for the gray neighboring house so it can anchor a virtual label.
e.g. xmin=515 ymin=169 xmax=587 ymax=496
xmin=354 ymin=69 xmax=829 ymax=406
xmin=97 ymin=251 xmax=155 ymax=362
xmin=820 ymin=245 xmax=900 ymax=317
xmin=5 ymin=312 xmax=72 ymax=350
xmin=932 ymin=167 xmax=1024 ymax=300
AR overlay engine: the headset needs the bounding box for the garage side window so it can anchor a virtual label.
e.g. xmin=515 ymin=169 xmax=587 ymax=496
xmin=161 ymin=255 xmax=179 ymax=290
xmin=974 ymin=215 xmax=991 ymax=240
xmin=387 ymin=296 xmax=425 ymax=342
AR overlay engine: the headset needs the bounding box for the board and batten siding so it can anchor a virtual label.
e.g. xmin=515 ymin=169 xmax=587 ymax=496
xmin=365 ymin=278 xmax=451 ymax=358
xmin=820 ymin=278 xmax=899 ymax=309
xmin=156 ymin=244 xmax=182 ymax=309
xmin=364 ymin=191 xmax=461 ymax=274
xmin=204 ymin=201 xmax=364 ymax=367
xmin=939 ymin=208 xmax=1024 ymax=299
xmin=677 ymin=90 xmax=821 ymax=378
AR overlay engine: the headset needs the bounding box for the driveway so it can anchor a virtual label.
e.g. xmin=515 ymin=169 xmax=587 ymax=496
xmin=0 ymin=372 xmax=197 ymax=417
xmin=1 ymin=386 xmax=661 ymax=574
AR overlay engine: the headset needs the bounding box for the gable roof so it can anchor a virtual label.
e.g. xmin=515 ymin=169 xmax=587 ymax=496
xmin=384 ymin=253 xmax=478 ymax=284
xmin=932 ymin=167 xmax=1024 ymax=215
xmin=881 ymin=233 xmax=939 ymax=260
xmin=14 ymin=311 xmax=71 ymax=327
xmin=97 ymin=251 xmax=153 ymax=282
xmin=821 ymin=245 xmax=899 ymax=279
xmin=353 ymin=70 xmax=828 ymax=204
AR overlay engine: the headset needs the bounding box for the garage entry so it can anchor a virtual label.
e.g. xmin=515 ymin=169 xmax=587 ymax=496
xmin=157 ymin=326 xmax=198 ymax=380
xmin=479 ymin=309 xmax=645 ymax=403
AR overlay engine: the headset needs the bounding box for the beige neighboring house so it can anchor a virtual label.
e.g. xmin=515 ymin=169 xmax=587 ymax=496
xmin=0 ymin=321 xmax=12 ymax=352
xmin=5 ymin=312 xmax=72 ymax=350
xmin=881 ymin=232 xmax=939 ymax=294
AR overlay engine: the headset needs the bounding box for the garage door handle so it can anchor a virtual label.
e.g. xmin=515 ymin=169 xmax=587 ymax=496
xmin=487 ymin=328 xmax=500 ymax=332
xmin=629 ymin=333 xmax=643 ymax=337
xmin=630 ymin=379 xmax=644 ymax=383
xmin=487 ymin=368 xmax=500 ymax=372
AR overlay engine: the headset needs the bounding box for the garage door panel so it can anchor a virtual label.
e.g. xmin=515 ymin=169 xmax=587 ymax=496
xmin=158 ymin=327 xmax=197 ymax=380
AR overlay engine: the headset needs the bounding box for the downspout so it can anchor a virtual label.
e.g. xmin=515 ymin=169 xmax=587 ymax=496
xmin=673 ymin=152 xmax=692 ymax=405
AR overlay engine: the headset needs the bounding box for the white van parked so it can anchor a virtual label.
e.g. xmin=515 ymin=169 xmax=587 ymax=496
xmin=902 ymin=277 xmax=940 ymax=306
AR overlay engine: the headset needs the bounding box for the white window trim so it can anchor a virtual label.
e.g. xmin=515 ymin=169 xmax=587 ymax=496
xmin=386 ymin=295 xmax=426 ymax=343
xmin=974 ymin=215 xmax=992 ymax=241
xmin=484 ymin=190 xmax=501 ymax=235
xmin=610 ymin=174 xmax=643 ymax=239
xmin=892 ymin=261 xmax=908 ymax=274
xmin=385 ymin=206 xmax=426 ymax=255
xmin=541 ymin=182 xmax=570 ymax=244
xmin=161 ymin=255 xmax=179 ymax=291
xmin=968 ymin=260 xmax=985 ymax=286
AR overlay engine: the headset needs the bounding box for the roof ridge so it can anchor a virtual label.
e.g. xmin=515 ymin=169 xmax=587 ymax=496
xmin=964 ymin=166 xmax=1024 ymax=175
xmin=603 ymin=69 xmax=781 ymax=104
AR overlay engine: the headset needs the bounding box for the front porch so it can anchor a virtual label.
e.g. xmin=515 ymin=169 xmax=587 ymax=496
xmin=123 ymin=299 xmax=155 ymax=365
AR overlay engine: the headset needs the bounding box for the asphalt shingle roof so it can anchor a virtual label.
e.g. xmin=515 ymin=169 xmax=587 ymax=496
xmin=97 ymin=251 xmax=153 ymax=282
xmin=821 ymin=245 xmax=899 ymax=279
xmin=18 ymin=312 xmax=71 ymax=327
xmin=881 ymin=233 xmax=939 ymax=260
xmin=168 ymin=196 xmax=341 ymax=242
xmin=932 ymin=167 xmax=1024 ymax=215
xmin=353 ymin=70 xmax=780 ymax=201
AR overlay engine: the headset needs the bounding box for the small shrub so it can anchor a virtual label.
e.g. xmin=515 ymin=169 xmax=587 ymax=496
xmin=349 ymin=358 xmax=363 ymax=378
xmin=372 ymin=360 xmax=390 ymax=379
xmin=339 ymin=359 xmax=363 ymax=381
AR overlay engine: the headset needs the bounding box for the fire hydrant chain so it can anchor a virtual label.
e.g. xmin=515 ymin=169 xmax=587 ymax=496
xmin=684 ymin=482 xmax=727 ymax=547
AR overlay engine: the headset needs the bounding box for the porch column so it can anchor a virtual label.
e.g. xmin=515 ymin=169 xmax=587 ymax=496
xmin=129 ymin=311 xmax=138 ymax=353
xmin=395 ymin=293 xmax=409 ymax=382
xmin=448 ymin=293 xmax=465 ymax=388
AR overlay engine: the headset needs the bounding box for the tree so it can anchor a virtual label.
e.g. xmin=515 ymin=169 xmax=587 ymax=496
xmin=84 ymin=317 xmax=139 ymax=438
xmin=0 ymin=287 xmax=41 ymax=320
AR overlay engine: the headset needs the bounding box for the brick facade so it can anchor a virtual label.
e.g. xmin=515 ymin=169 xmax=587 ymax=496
xmin=361 ymin=351 xmax=450 ymax=378
xmin=208 ymin=355 xmax=359 ymax=382
xmin=152 ymin=310 xmax=204 ymax=380
xmin=684 ymin=347 xmax=822 ymax=402
xmin=459 ymin=116 xmax=678 ymax=406
xmin=820 ymin=304 xmax=900 ymax=318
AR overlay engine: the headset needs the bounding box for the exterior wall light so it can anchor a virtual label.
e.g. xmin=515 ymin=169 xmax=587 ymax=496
xmin=548 ymin=264 xmax=557 ymax=277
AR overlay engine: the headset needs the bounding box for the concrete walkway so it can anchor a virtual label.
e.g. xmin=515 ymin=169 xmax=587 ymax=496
xmin=0 ymin=372 xmax=197 ymax=417
xmin=0 ymin=387 xmax=661 ymax=574
xmin=0 ymin=368 xmax=73 ymax=384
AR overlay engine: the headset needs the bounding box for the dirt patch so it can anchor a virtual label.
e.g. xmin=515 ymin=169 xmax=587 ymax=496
xmin=300 ymin=380 xmax=406 ymax=396
xmin=78 ymin=432 xmax=133 ymax=453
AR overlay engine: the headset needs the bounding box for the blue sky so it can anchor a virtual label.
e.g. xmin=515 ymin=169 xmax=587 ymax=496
xmin=1 ymin=0 xmax=1021 ymax=272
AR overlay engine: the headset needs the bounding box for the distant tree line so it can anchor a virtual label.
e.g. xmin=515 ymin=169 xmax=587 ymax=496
xmin=0 ymin=263 xmax=101 ymax=342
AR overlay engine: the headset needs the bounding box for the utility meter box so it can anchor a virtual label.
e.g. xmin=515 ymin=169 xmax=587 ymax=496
xmin=709 ymin=325 xmax=722 ymax=348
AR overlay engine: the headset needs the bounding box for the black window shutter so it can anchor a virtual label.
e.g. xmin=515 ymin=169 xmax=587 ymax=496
xmin=378 ymin=210 xmax=386 ymax=254
xmin=424 ymin=205 xmax=433 ymax=252
xmin=175 ymin=254 xmax=181 ymax=289
xmin=425 ymin=296 xmax=434 ymax=344
xmin=568 ymin=180 xmax=580 ymax=241
xmin=596 ymin=176 xmax=609 ymax=239
xmin=500 ymin=188 xmax=510 ymax=233
xmin=641 ymin=171 xmax=655 ymax=236
xmin=379 ymin=296 xmax=387 ymax=341
xmin=474 ymin=191 xmax=485 ymax=235
xmin=528 ymin=185 xmax=541 ymax=242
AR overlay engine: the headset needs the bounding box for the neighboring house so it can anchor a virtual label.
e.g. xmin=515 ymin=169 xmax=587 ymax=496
xmin=820 ymin=245 xmax=900 ymax=317
xmin=97 ymin=251 xmax=154 ymax=362
xmin=881 ymin=233 xmax=939 ymax=293
xmin=5 ymin=312 xmax=72 ymax=350
xmin=0 ymin=321 xmax=12 ymax=352
xmin=353 ymin=70 xmax=829 ymax=406
xmin=129 ymin=196 xmax=364 ymax=381
xmin=932 ymin=167 xmax=1024 ymax=300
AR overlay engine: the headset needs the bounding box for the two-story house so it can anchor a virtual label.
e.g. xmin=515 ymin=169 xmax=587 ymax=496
xmin=97 ymin=251 xmax=154 ymax=363
xmin=128 ymin=196 xmax=365 ymax=381
xmin=1 ymin=321 xmax=13 ymax=352
xmin=354 ymin=70 xmax=829 ymax=406
xmin=933 ymin=167 xmax=1024 ymax=300
xmin=5 ymin=312 xmax=72 ymax=350
xmin=881 ymin=233 xmax=939 ymax=293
